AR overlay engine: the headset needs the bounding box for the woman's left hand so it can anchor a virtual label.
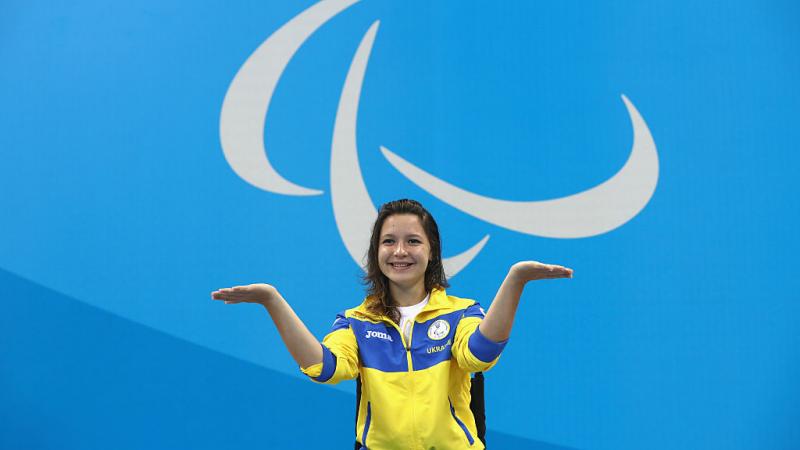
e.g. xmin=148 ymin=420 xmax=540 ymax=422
xmin=509 ymin=261 xmax=573 ymax=283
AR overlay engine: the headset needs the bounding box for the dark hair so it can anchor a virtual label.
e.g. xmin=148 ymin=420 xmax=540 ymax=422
xmin=362 ymin=199 xmax=449 ymax=323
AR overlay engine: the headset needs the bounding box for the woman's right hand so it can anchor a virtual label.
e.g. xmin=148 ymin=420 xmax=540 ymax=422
xmin=211 ymin=283 xmax=278 ymax=306
xmin=212 ymin=283 xmax=323 ymax=368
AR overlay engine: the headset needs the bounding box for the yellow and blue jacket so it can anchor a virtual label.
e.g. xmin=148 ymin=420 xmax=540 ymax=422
xmin=301 ymin=287 xmax=507 ymax=450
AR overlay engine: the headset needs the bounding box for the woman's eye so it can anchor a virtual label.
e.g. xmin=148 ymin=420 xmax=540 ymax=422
xmin=409 ymin=239 xmax=421 ymax=244
xmin=382 ymin=239 xmax=394 ymax=245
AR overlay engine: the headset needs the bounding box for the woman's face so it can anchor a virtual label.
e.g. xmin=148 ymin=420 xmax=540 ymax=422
xmin=377 ymin=214 xmax=431 ymax=291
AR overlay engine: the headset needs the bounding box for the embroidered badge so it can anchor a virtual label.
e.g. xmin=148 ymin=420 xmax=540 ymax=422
xmin=427 ymin=319 xmax=450 ymax=340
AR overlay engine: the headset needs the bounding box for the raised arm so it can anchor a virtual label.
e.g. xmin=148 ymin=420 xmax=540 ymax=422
xmin=211 ymin=284 xmax=322 ymax=369
xmin=479 ymin=261 xmax=573 ymax=343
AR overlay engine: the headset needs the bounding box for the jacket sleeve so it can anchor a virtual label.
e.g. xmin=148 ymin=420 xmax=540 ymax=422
xmin=452 ymin=302 xmax=508 ymax=372
xmin=300 ymin=311 xmax=360 ymax=384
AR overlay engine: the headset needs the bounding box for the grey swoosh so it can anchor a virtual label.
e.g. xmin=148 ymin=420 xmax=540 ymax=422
xmin=381 ymin=95 xmax=659 ymax=238
xmin=219 ymin=0 xmax=360 ymax=196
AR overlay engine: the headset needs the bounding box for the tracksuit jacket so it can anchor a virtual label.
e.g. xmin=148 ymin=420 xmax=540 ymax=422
xmin=301 ymin=287 xmax=508 ymax=449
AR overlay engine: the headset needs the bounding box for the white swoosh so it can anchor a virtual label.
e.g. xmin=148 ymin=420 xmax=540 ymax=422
xmin=381 ymin=95 xmax=659 ymax=238
xmin=219 ymin=0 xmax=360 ymax=196
xmin=442 ymin=235 xmax=490 ymax=279
xmin=331 ymin=22 xmax=490 ymax=275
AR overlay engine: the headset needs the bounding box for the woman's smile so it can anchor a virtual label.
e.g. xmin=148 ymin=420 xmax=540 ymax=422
xmin=389 ymin=262 xmax=413 ymax=269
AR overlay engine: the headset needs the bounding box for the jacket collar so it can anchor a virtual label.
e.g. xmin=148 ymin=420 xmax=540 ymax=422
xmin=419 ymin=287 xmax=453 ymax=315
xmin=354 ymin=287 xmax=452 ymax=323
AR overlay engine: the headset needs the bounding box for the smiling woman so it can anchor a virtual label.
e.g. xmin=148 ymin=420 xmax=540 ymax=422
xmin=211 ymin=199 xmax=572 ymax=450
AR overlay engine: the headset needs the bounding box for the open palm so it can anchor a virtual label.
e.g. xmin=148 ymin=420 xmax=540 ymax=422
xmin=211 ymin=283 xmax=276 ymax=305
xmin=511 ymin=261 xmax=573 ymax=282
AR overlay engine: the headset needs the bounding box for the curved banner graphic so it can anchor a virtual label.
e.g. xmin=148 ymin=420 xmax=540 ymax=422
xmin=219 ymin=0 xmax=361 ymax=196
xmin=380 ymin=95 xmax=659 ymax=238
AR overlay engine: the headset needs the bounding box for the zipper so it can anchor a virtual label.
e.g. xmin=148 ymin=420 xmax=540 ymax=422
xmin=386 ymin=318 xmax=417 ymax=446
xmin=402 ymin=320 xmax=413 ymax=349
xmin=407 ymin=320 xmax=416 ymax=447
xmin=449 ymin=397 xmax=475 ymax=446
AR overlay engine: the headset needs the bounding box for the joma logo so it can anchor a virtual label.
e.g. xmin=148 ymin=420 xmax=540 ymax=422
xmin=365 ymin=330 xmax=393 ymax=342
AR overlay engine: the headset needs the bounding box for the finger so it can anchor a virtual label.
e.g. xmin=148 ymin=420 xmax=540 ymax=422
xmin=218 ymin=293 xmax=251 ymax=301
xmin=554 ymin=268 xmax=573 ymax=278
xmin=540 ymin=267 xmax=570 ymax=278
xmin=213 ymin=291 xmax=250 ymax=300
xmin=218 ymin=286 xmax=245 ymax=291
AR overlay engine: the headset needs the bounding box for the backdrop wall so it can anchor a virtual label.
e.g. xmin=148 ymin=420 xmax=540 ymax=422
xmin=2 ymin=1 xmax=798 ymax=449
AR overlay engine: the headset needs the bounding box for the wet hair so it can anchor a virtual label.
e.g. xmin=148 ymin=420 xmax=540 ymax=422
xmin=362 ymin=199 xmax=449 ymax=323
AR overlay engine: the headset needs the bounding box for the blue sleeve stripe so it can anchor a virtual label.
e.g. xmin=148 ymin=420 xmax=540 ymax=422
xmin=468 ymin=326 xmax=508 ymax=363
xmin=313 ymin=344 xmax=337 ymax=382
xmin=463 ymin=303 xmax=485 ymax=319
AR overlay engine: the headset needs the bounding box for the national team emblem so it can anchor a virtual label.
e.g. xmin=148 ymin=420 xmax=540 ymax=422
xmin=427 ymin=320 xmax=451 ymax=341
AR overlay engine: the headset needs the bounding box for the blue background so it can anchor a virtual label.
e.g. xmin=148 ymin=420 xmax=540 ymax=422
xmin=2 ymin=0 xmax=798 ymax=448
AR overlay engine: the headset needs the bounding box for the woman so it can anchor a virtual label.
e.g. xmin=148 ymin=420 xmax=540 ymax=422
xmin=211 ymin=199 xmax=572 ymax=449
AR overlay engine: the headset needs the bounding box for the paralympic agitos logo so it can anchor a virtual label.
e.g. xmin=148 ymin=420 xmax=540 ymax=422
xmin=219 ymin=0 xmax=660 ymax=277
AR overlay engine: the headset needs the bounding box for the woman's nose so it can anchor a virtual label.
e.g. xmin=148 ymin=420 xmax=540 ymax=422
xmin=394 ymin=244 xmax=408 ymax=255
